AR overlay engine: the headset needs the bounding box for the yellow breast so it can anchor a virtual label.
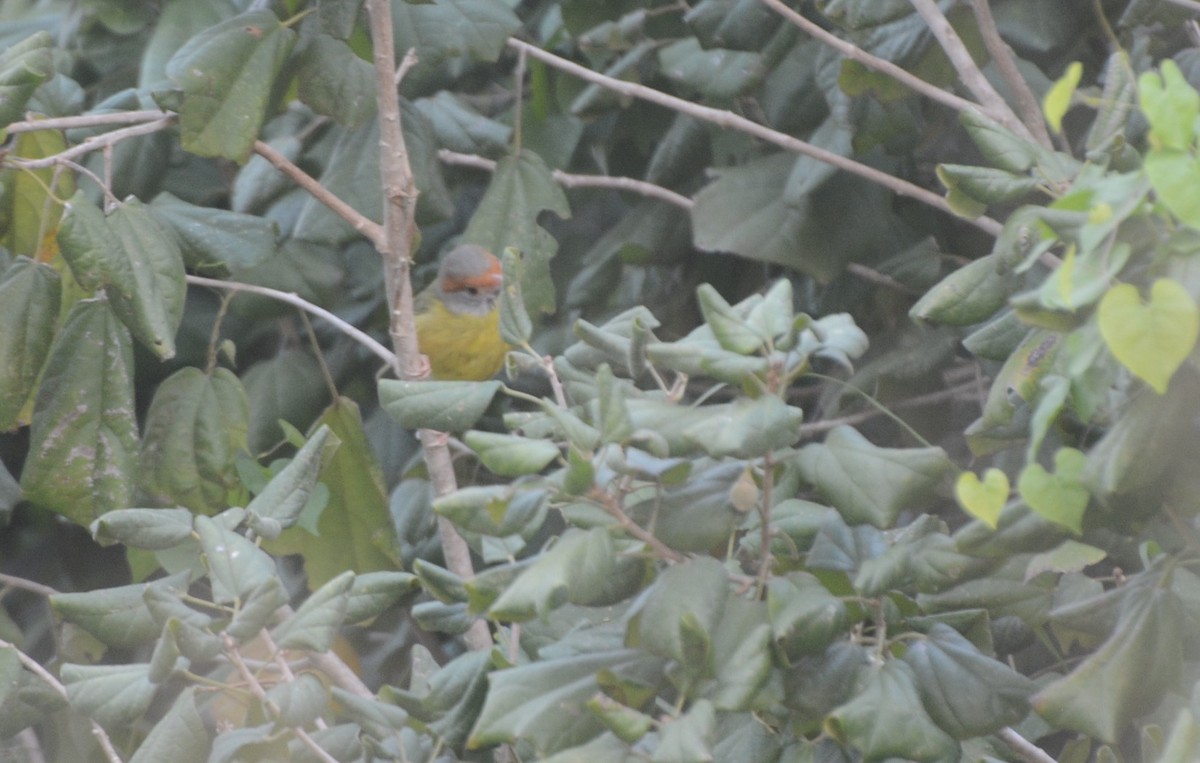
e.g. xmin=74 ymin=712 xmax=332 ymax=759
xmin=414 ymin=296 xmax=510 ymax=381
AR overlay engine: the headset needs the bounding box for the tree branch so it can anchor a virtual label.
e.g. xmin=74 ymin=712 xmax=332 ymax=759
xmin=185 ymin=275 xmax=398 ymax=370
xmin=6 ymin=117 xmax=175 ymax=170
xmin=906 ymin=0 xmax=1033 ymax=142
xmin=438 ymin=149 xmax=695 ymax=209
xmin=252 ymin=140 xmax=386 ymax=250
xmin=996 ymin=727 xmax=1056 ymax=763
xmin=4 ymin=109 xmax=171 ymax=133
xmin=969 ymin=0 xmax=1054 ymax=149
xmin=759 ymin=0 xmax=983 ymax=118
xmin=0 ymin=640 xmax=124 ymax=763
xmin=506 ymin=37 xmax=1003 ymax=237
xmin=366 ymin=0 xmax=491 ymax=653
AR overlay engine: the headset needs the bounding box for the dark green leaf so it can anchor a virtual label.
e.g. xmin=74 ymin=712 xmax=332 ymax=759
xmin=195 ymin=514 xmax=276 ymax=603
xmin=653 ymin=699 xmax=716 ymax=763
xmin=0 ymin=31 xmax=54 ymax=126
xmin=21 ymin=300 xmax=138 ymax=523
xmin=465 ymin=430 xmax=559 ymax=477
xmin=272 ymin=570 xmax=353 ymax=651
xmin=0 ymin=257 xmax=60 ymax=429
xmin=628 ymin=558 xmax=727 ymax=673
xmin=295 ymin=34 xmax=375 ymax=128
xmin=768 ymin=572 xmax=849 ymax=663
xmin=149 ymin=191 xmax=277 ymax=271
xmin=379 ymin=379 xmax=502 ymax=431
xmin=165 ymin=10 xmax=297 ymax=161
xmin=909 ymin=254 xmax=1016 ymax=326
xmin=91 ymin=508 xmax=194 ymax=550
xmin=343 ymin=571 xmax=419 ymax=624
xmin=683 ymin=396 xmax=804 ymax=459
xmin=658 ymin=38 xmax=764 ymax=99
xmin=128 ymin=687 xmax=210 ymax=763
xmin=61 ymin=663 xmax=156 ymax=729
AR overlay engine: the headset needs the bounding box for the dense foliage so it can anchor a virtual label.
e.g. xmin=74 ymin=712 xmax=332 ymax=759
xmin=1 ymin=0 xmax=1199 ymax=761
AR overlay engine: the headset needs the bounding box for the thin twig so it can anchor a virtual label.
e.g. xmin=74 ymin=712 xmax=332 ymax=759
xmin=439 ymin=149 xmax=695 ymax=209
xmin=996 ymin=727 xmax=1056 ymax=763
xmin=0 ymin=573 xmax=59 ymax=598
xmin=798 ymin=382 xmax=976 ymax=438
xmin=589 ymin=487 xmax=684 ymax=563
xmin=222 ymin=635 xmax=339 ymax=763
xmin=906 ymin=0 xmax=1033 ymax=142
xmin=0 ymin=640 xmax=124 ymax=763
xmin=506 ymin=37 xmax=1003 ymax=237
xmin=6 ymin=117 xmax=175 ymax=170
xmin=5 ymin=110 xmax=171 ymax=133
xmin=844 ymin=262 xmax=920 ymax=294
xmin=969 ymin=0 xmax=1053 ymax=149
xmin=252 ymin=140 xmax=386 ymax=251
xmin=185 ymin=275 xmax=398 ymax=370
xmin=759 ymin=0 xmax=983 ymax=117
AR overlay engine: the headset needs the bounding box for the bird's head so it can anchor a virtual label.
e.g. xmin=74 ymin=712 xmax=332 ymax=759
xmin=435 ymin=244 xmax=503 ymax=317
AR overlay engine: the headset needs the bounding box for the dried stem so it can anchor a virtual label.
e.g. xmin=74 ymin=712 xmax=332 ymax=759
xmin=5 ymin=109 xmax=170 ymax=133
xmin=996 ymin=727 xmax=1056 ymax=763
xmin=366 ymin=0 xmax=489 ymax=652
xmin=185 ymin=275 xmax=398 ymax=371
xmin=906 ymin=0 xmax=1033 ymax=142
xmin=7 ymin=117 xmax=175 ymax=170
xmin=969 ymin=0 xmax=1054 ymax=148
xmin=0 ymin=640 xmax=124 ymax=763
xmin=252 ymin=140 xmax=385 ymax=250
xmin=222 ymin=635 xmax=338 ymax=763
xmin=506 ymin=37 xmax=1003 ymax=237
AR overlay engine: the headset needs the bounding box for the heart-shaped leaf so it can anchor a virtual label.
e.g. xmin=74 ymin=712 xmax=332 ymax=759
xmin=1017 ymin=448 xmax=1088 ymax=534
xmin=1098 ymin=279 xmax=1199 ymax=394
xmin=955 ymin=469 xmax=1009 ymax=529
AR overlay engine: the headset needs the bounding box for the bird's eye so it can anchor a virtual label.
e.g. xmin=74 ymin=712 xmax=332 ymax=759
xmin=466 ymin=287 xmax=479 ymax=296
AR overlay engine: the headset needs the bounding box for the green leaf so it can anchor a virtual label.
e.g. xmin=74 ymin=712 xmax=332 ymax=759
xmin=51 ymin=574 xmax=186 ymax=648
xmin=165 ymin=10 xmax=297 ymax=161
xmin=1087 ymin=52 xmax=1136 ymax=152
xmin=149 ymin=191 xmax=277 ymax=271
xmin=266 ymin=672 xmax=328 ymax=728
xmin=909 ymin=254 xmax=1016 ymax=326
xmin=959 ymin=108 xmax=1040 ymax=173
xmin=0 ymin=257 xmax=60 ymax=429
xmin=294 ymin=34 xmax=375 ymax=129
xmin=379 ymin=379 xmax=502 ymax=432
xmin=195 ymin=515 xmax=276 ymax=603
xmin=768 ymin=572 xmax=849 ymax=664
xmin=903 ymin=624 xmax=1035 ymax=739
xmin=1017 ymin=447 xmax=1089 ymax=533
xmin=399 ymin=0 xmax=521 ymax=62
xmin=653 ymin=699 xmax=716 ymax=763
xmin=128 ymin=687 xmax=210 ymax=763
xmin=1044 ymin=61 xmax=1083 ymax=134
xmin=1098 ymin=279 xmax=1198 ymax=394
xmin=414 ymin=92 xmax=512 ymax=156
xmin=4 ymin=129 xmax=74 ymax=259
xmin=464 ymin=150 xmax=571 ymax=315
xmin=1025 ymin=540 xmax=1106 ymax=582
xmin=658 ymin=38 xmax=764 ymax=99
xmin=21 ymin=300 xmax=138 ymax=523
xmin=695 ymin=283 xmax=766 ymax=354
xmin=794 ymin=426 xmax=952 ymax=528
xmin=272 ymin=570 xmax=353 ymax=652
xmin=265 ymin=401 xmax=397 ymax=588
xmin=246 ymin=423 xmax=334 ymax=529
xmin=1144 ymin=149 xmax=1200 ymax=230
xmin=139 ymin=367 xmax=249 ymax=514
xmin=706 ymin=597 xmax=772 ymax=711
xmin=936 ymin=164 xmax=1040 ymax=206
xmin=91 ymin=508 xmax=194 ymax=550
xmin=1033 ymin=587 xmax=1184 ymax=742
xmin=499 ymin=247 xmax=533 ymax=346
xmin=954 ymin=468 xmax=1009 ymax=529
xmin=242 ymin=348 xmax=330 ymax=453
xmin=628 ymin=557 xmax=727 ymax=673
xmin=139 ymin=0 xmax=236 ymax=89
xmin=0 ymin=32 xmax=54 ymax=126
xmin=682 ymin=396 xmax=804 ymax=459
xmin=825 ymin=659 xmax=959 ymax=763
xmin=61 ymin=663 xmax=156 ymax=729
xmin=343 ymin=571 xmax=419 ymax=624
xmin=465 ymin=430 xmax=559 ymax=477
xmin=468 ymin=650 xmax=660 ymax=754
xmin=1138 ymin=59 xmax=1199 ymax=151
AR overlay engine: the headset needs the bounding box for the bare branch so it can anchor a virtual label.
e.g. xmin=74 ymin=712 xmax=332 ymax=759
xmin=366 ymin=0 xmax=491 ymax=653
xmin=5 ymin=109 xmax=171 ymax=133
xmin=0 ymin=640 xmax=124 ymax=763
xmin=0 ymin=572 xmax=59 ymax=598
xmin=506 ymin=37 xmax=1003 ymax=237
xmin=7 ymin=117 xmax=175 ymax=170
xmin=759 ymin=0 xmax=982 ymax=117
xmin=252 ymin=140 xmax=386 ymax=250
xmin=969 ymin=0 xmax=1054 ymax=148
xmin=996 ymin=727 xmax=1056 ymax=763
xmin=439 ymin=149 xmax=695 ymax=210
xmin=907 ymin=0 xmax=1033 ymax=142
xmin=844 ymin=263 xmax=920 ymax=294
xmin=185 ymin=275 xmax=398 ymax=371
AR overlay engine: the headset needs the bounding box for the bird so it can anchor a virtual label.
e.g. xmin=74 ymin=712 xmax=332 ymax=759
xmin=413 ymin=244 xmax=511 ymax=381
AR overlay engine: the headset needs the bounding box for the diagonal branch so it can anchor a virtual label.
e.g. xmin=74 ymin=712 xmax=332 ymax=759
xmin=7 ymin=117 xmax=175 ymax=170
xmin=907 ymin=0 xmax=1033 ymax=142
xmin=969 ymin=0 xmax=1054 ymax=148
xmin=506 ymin=37 xmax=1003 ymax=237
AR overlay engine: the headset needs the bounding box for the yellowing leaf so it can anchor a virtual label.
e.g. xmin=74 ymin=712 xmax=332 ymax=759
xmin=1044 ymin=62 xmax=1082 ymax=134
xmin=1017 ymin=448 xmax=1089 ymax=534
xmin=1098 ymin=280 xmax=1199 ymax=394
xmin=955 ymin=469 xmax=1009 ymax=529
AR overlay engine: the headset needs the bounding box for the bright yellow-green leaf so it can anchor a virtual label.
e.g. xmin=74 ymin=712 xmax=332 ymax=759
xmin=1044 ymin=62 xmax=1082 ymax=134
xmin=955 ymin=469 xmax=1009 ymax=529
xmin=1098 ymin=280 xmax=1199 ymax=394
xmin=1017 ymin=448 xmax=1088 ymax=534
xmin=1138 ymin=60 xmax=1200 ymax=151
